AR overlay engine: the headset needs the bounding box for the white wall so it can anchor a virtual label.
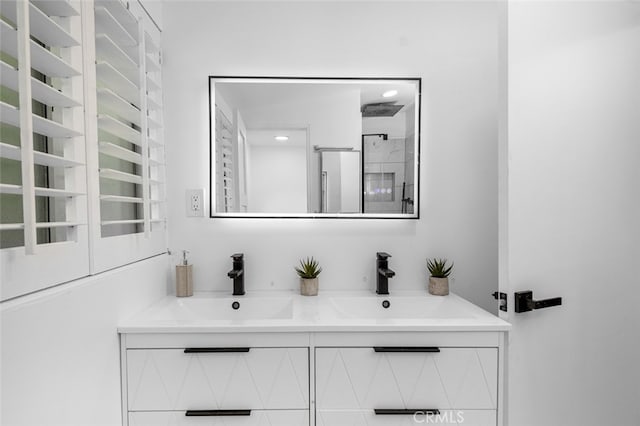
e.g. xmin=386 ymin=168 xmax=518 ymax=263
xmin=163 ymin=1 xmax=499 ymax=312
xmin=241 ymin=88 xmax=362 ymax=212
xmin=0 ymin=255 xmax=169 ymax=426
xmin=248 ymin=144 xmax=308 ymax=213
xmin=242 ymin=89 xmax=362 ymax=150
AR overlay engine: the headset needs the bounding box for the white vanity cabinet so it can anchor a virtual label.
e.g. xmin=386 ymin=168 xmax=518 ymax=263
xmin=121 ymin=333 xmax=311 ymax=426
xmin=126 ymin=348 xmax=309 ymax=410
xmin=121 ymin=331 xmax=505 ymax=426
xmin=129 ymin=411 xmax=309 ymax=426
xmin=119 ymin=293 xmax=509 ymax=426
xmin=316 ymin=410 xmax=496 ymax=426
xmin=315 ymin=347 xmax=498 ymax=426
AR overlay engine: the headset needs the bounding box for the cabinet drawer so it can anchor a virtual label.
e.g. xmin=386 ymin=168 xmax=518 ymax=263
xmin=316 ymin=347 xmax=497 ymax=410
xmin=127 ymin=348 xmax=309 ymax=410
xmin=317 ymin=409 xmax=496 ymax=426
xmin=129 ymin=410 xmax=309 ymax=426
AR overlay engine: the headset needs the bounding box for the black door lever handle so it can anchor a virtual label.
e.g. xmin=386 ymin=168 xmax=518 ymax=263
xmin=514 ymin=290 xmax=562 ymax=313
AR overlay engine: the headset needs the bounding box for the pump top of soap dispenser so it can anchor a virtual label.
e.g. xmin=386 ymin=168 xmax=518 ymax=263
xmin=181 ymin=250 xmax=189 ymax=265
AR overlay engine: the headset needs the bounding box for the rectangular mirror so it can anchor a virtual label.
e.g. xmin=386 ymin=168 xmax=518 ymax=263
xmin=209 ymin=77 xmax=421 ymax=218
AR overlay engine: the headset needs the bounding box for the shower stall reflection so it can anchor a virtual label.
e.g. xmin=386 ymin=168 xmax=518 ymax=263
xmin=316 ymin=148 xmax=361 ymax=214
xmin=362 ymin=133 xmax=415 ymax=215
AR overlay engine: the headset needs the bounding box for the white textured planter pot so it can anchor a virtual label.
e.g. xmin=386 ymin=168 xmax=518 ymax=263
xmin=300 ymin=278 xmax=319 ymax=296
xmin=428 ymin=277 xmax=449 ymax=296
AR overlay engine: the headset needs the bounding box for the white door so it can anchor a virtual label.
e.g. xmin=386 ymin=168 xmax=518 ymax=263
xmin=501 ymin=2 xmax=640 ymax=426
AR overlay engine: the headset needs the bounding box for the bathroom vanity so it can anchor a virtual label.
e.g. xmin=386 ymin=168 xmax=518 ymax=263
xmin=119 ymin=292 xmax=510 ymax=426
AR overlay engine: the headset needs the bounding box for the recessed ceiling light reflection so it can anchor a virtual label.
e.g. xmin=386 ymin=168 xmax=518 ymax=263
xmin=274 ymin=136 xmax=289 ymax=141
xmin=382 ymin=90 xmax=398 ymax=98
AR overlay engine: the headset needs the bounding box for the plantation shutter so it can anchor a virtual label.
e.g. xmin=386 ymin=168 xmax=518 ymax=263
xmin=143 ymin=13 xmax=165 ymax=234
xmin=86 ymin=0 xmax=165 ymax=272
xmin=0 ymin=0 xmax=90 ymax=301
xmin=215 ymin=107 xmax=234 ymax=212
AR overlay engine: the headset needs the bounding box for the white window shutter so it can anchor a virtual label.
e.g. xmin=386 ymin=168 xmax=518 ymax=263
xmin=85 ymin=0 xmax=166 ymax=273
xmin=1 ymin=0 xmax=90 ymax=301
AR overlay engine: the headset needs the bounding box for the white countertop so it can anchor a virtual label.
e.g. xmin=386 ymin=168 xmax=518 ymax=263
xmin=119 ymin=290 xmax=511 ymax=333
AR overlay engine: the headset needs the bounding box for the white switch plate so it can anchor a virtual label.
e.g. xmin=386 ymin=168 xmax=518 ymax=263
xmin=186 ymin=189 xmax=204 ymax=217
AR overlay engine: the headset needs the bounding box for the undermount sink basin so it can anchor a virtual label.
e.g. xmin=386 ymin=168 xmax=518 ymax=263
xmin=144 ymin=296 xmax=294 ymax=321
xmin=329 ymin=295 xmax=478 ymax=319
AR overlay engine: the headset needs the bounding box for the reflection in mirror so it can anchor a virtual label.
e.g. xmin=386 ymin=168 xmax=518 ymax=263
xmin=209 ymin=77 xmax=420 ymax=218
xmin=318 ymin=148 xmax=361 ymax=214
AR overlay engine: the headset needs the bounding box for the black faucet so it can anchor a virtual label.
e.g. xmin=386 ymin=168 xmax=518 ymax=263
xmin=376 ymin=252 xmax=395 ymax=295
xmin=228 ymin=253 xmax=245 ymax=295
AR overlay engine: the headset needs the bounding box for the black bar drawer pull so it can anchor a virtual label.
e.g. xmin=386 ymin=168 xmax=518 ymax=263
xmin=185 ymin=410 xmax=251 ymax=417
xmin=184 ymin=347 xmax=250 ymax=353
xmin=375 ymin=409 xmax=440 ymax=415
xmin=373 ymin=347 xmax=440 ymax=353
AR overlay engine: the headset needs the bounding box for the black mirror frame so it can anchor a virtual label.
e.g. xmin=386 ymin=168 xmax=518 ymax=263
xmin=208 ymin=76 xmax=421 ymax=219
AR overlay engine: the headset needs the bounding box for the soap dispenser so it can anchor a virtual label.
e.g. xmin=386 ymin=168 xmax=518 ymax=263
xmin=175 ymin=250 xmax=193 ymax=297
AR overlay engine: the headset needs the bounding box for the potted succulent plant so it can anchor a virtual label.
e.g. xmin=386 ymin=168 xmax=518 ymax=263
xmin=426 ymin=258 xmax=453 ymax=296
xmin=295 ymin=257 xmax=322 ymax=296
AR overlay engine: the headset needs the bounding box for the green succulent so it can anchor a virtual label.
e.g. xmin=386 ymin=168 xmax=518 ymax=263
xmin=295 ymin=257 xmax=322 ymax=279
xmin=427 ymin=258 xmax=453 ymax=278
